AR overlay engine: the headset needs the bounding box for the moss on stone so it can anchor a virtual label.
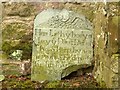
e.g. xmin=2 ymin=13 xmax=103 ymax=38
xmin=2 ymin=41 xmax=14 ymax=56
xmin=2 ymin=23 xmax=27 ymax=40
xmin=108 ymin=16 xmax=119 ymax=54
xmin=4 ymin=3 xmax=35 ymax=17
xmin=2 ymin=22 xmax=32 ymax=59
xmin=45 ymin=81 xmax=61 ymax=88
xmin=99 ymin=80 xmax=106 ymax=88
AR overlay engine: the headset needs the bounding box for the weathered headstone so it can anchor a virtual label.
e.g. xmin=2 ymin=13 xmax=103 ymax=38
xmin=31 ymin=8 xmax=93 ymax=82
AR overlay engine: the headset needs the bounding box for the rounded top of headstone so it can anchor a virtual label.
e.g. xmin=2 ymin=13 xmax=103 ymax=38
xmin=34 ymin=8 xmax=93 ymax=30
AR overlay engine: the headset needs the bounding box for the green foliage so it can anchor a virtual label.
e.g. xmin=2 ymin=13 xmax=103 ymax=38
xmin=2 ymin=40 xmax=32 ymax=60
xmin=2 ymin=73 xmax=103 ymax=88
xmin=13 ymin=41 xmax=32 ymax=60
xmin=2 ymin=23 xmax=32 ymax=60
xmin=2 ymin=41 xmax=13 ymax=56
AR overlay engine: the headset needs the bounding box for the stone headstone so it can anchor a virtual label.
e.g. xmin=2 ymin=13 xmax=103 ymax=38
xmin=31 ymin=8 xmax=93 ymax=82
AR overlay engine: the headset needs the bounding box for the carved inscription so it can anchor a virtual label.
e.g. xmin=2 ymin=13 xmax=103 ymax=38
xmin=33 ymin=28 xmax=93 ymax=71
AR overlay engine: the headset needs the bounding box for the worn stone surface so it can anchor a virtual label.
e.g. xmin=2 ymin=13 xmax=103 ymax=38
xmin=31 ymin=9 xmax=93 ymax=82
xmin=19 ymin=60 xmax=31 ymax=75
xmin=0 ymin=3 xmax=2 ymax=89
xmin=93 ymin=3 xmax=119 ymax=88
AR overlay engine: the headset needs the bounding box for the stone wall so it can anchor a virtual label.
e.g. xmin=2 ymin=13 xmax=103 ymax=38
xmin=1 ymin=2 xmax=119 ymax=88
xmin=93 ymin=3 xmax=119 ymax=88
xmin=0 ymin=3 xmax=3 ymax=90
xmin=2 ymin=3 xmax=35 ymax=59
